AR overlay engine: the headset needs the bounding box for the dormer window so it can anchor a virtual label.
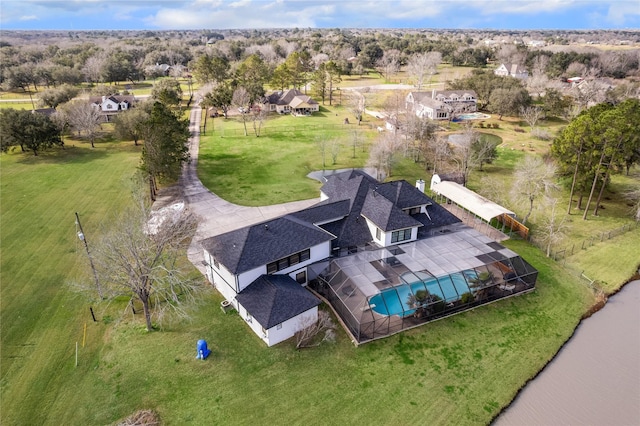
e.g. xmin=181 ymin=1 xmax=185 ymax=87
xmin=391 ymin=229 xmax=412 ymax=243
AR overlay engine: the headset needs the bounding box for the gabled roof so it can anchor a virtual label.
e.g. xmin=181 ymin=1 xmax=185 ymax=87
xmin=236 ymin=274 xmax=321 ymax=329
xmin=266 ymin=89 xmax=318 ymax=107
xmin=374 ymin=180 xmax=433 ymax=210
xmin=89 ymin=95 xmax=136 ymax=105
xmin=200 ymin=215 xmax=335 ymax=274
xmin=361 ymin=190 xmax=422 ymax=232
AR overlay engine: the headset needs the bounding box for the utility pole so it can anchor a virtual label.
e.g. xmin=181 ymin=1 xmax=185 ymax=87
xmin=75 ymin=212 xmax=102 ymax=298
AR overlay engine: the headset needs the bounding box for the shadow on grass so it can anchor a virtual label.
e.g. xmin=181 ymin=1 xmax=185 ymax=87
xmin=14 ymin=142 xmax=139 ymax=165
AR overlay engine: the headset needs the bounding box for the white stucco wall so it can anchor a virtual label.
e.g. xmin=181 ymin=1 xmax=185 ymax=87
xmin=237 ymin=303 xmax=319 ymax=347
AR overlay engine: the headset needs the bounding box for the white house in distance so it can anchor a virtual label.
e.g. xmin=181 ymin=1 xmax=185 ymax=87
xmin=89 ymin=95 xmax=136 ymax=121
xmin=200 ymin=170 xmax=538 ymax=346
xmin=262 ymin=89 xmax=319 ymax=116
xmin=494 ymin=63 xmax=529 ymax=79
xmin=406 ymin=89 xmax=477 ymax=120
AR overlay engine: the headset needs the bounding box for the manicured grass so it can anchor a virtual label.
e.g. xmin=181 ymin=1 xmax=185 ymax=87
xmin=198 ymin=105 xmax=380 ymax=206
xmin=0 ymin=101 xmax=634 ymax=425
xmin=0 ymin=142 xmax=141 ymax=424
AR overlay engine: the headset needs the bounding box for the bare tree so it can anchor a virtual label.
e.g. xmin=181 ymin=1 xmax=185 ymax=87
xmin=368 ymin=131 xmax=403 ymax=180
xmin=510 ymin=155 xmax=558 ymax=225
xmin=347 ymin=89 xmax=366 ymax=125
xmin=478 ymin=175 xmax=508 ymax=206
xmin=251 ymin=106 xmax=267 ymax=137
xmin=316 ymin=136 xmax=329 ymax=169
xmin=295 ymin=311 xmax=334 ymax=349
xmin=376 ymin=49 xmax=401 ymax=82
xmin=527 ymin=55 xmax=550 ymax=99
xmin=536 ymin=197 xmax=568 ymax=257
xmin=407 ymin=52 xmax=442 ymax=89
xmin=330 ymin=140 xmax=340 ymax=165
xmin=61 ymin=100 xmax=103 ymax=148
xmin=519 ymin=105 xmax=543 ymax=131
xmin=232 ymin=86 xmax=251 ymax=136
xmin=90 ymin=181 xmax=200 ymax=331
xmin=451 ymin=123 xmax=480 ymax=185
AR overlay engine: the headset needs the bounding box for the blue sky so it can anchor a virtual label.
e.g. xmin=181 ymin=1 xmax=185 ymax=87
xmin=1 ymin=0 xmax=639 ymax=31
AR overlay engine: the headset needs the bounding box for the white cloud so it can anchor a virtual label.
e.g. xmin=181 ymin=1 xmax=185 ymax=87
xmin=606 ymin=1 xmax=640 ymax=26
xmin=19 ymin=15 xmax=39 ymax=21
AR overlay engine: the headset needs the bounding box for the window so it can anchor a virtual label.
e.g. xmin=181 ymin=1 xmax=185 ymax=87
xmin=266 ymin=249 xmax=311 ymax=274
xmin=276 ymin=323 xmax=282 ymax=330
xmin=404 ymin=207 xmax=420 ymax=215
xmin=376 ymin=228 xmax=382 ymax=240
xmin=391 ymin=228 xmax=412 ymax=243
xmin=296 ymin=271 xmax=307 ymax=284
xmin=213 ymin=258 xmax=219 ymax=269
xmin=246 ymin=313 xmax=252 ymax=323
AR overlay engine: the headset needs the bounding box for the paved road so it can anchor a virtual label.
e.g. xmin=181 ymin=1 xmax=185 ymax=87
xmin=168 ymin=105 xmax=318 ymax=275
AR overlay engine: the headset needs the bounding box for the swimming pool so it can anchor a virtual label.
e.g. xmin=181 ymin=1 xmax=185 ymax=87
xmin=454 ymin=112 xmax=491 ymax=121
xmin=368 ymin=271 xmax=476 ymax=317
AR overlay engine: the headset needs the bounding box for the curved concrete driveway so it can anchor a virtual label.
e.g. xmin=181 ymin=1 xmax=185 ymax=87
xmin=178 ymin=106 xmax=318 ymax=275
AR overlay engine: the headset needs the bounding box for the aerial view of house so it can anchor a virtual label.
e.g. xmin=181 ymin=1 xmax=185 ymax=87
xmin=262 ymin=88 xmax=320 ymax=116
xmin=89 ymin=94 xmax=136 ymax=121
xmin=494 ymin=63 xmax=529 ymax=79
xmin=406 ymin=89 xmax=478 ymax=120
xmin=201 ymin=170 xmax=537 ymax=346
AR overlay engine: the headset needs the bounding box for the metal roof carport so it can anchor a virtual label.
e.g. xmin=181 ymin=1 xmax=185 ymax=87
xmin=430 ymin=180 xmax=515 ymax=222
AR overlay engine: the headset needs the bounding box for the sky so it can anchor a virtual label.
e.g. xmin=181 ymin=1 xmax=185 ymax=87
xmin=1 ymin=0 xmax=639 ymax=31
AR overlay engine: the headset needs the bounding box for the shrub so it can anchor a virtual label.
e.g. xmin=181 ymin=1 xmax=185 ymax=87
xmin=531 ymin=127 xmax=553 ymax=140
xmin=514 ymin=127 xmax=525 ymax=133
xmin=460 ymin=292 xmax=475 ymax=304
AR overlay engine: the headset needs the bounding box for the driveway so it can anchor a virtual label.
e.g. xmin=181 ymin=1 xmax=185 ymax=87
xmin=160 ymin=105 xmax=318 ymax=275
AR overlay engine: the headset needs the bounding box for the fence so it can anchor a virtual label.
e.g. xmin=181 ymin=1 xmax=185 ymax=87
xmin=531 ymin=221 xmax=639 ymax=264
xmin=204 ymin=122 xmax=375 ymax=137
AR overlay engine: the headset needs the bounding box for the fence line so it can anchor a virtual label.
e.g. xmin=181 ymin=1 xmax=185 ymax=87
xmin=530 ymin=221 xmax=639 ymax=264
xmin=206 ymin=122 xmax=375 ymax=137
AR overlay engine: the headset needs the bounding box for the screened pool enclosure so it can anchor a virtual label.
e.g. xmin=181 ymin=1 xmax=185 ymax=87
xmin=309 ymin=225 xmax=537 ymax=344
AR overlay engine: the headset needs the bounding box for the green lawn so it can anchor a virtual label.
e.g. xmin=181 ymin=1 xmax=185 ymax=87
xmin=1 ymin=106 xmax=636 ymax=425
xmin=198 ymin=105 xmax=381 ymax=205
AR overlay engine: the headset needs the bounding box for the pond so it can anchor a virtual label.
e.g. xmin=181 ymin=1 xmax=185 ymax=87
xmin=448 ymin=132 xmax=502 ymax=147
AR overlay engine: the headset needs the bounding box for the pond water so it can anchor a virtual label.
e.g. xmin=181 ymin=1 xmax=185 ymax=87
xmin=495 ymin=280 xmax=640 ymax=425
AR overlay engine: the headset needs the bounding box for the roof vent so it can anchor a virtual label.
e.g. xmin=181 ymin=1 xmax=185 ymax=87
xmin=264 ymin=224 xmax=269 ymax=231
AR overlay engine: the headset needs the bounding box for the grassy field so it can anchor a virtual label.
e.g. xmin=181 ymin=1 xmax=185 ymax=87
xmin=198 ymin=104 xmax=383 ymax=205
xmin=0 ymin=141 xmax=595 ymax=423
xmin=1 ymin=97 xmax=638 ymax=425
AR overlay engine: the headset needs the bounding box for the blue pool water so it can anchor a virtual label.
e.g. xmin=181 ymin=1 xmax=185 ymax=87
xmin=368 ymin=271 xmax=475 ymax=317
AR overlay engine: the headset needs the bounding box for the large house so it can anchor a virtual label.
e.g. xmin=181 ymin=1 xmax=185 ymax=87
xmin=89 ymin=95 xmax=136 ymax=121
xmin=406 ymin=90 xmax=477 ymax=120
xmin=262 ymin=89 xmax=319 ymax=116
xmin=494 ymin=63 xmax=529 ymax=79
xmin=200 ymin=171 xmax=538 ymax=346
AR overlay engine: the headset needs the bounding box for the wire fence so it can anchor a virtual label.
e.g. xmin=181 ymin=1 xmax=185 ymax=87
xmin=530 ymin=221 xmax=639 ymax=264
xmin=206 ymin=122 xmax=375 ymax=137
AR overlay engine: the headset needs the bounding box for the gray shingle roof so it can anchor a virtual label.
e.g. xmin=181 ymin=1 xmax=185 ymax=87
xmin=236 ymin=274 xmax=321 ymax=329
xmin=361 ymin=190 xmax=423 ymax=232
xmin=200 ymin=215 xmax=335 ymax=274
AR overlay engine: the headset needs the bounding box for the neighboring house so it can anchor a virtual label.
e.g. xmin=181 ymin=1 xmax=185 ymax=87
xmin=201 ymin=170 xmax=538 ymax=346
xmin=406 ymin=90 xmax=477 ymax=120
xmin=145 ymin=63 xmax=171 ymax=77
xmin=494 ymin=63 xmax=529 ymax=79
xmin=263 ymin=89 xmax=319 ymax=115
xmin=89 ymin=95 xmax=136 ymax=121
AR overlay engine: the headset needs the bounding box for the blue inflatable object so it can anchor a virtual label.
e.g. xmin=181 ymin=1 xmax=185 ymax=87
xmin=196 ymin=339 xmax=211 ymax=360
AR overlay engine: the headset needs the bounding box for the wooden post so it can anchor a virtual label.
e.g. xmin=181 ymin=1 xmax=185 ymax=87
xmin=75 ymin=213 xmax=102 ymax=298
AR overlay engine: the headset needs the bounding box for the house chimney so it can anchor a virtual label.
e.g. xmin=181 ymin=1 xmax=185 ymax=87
xmin=432 ymin=89 xmax=436 ymax=99
xmin=101 ymin=95 xmax=106 ymax=104
xmin=416 ymin=179 xmax=425 ymax=193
